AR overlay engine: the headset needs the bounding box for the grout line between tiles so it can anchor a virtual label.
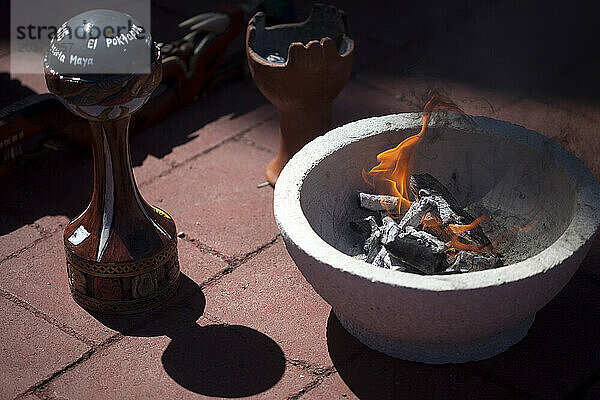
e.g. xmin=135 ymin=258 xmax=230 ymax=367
xmin=0 ymin=288 xmax=95 ymax=347
xmin=15 ymin=334 xmax=124 ymax=400
xmin=138 ymin=113 xmax=275 ymax=187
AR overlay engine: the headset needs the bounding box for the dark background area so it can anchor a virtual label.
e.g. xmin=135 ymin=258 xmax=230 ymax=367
xmin=1 ymin=0 xmax=599 ymax=100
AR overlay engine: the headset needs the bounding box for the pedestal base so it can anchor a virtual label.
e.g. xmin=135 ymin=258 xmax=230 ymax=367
xmin=65 ymin=238 xmax=180 ymax=314
xmin=335 ymin=311 xmax=535 ymax=364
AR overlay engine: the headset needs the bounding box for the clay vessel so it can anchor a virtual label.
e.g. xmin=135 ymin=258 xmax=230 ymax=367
xmin=246 ymin=3 xmax=354 ymax=185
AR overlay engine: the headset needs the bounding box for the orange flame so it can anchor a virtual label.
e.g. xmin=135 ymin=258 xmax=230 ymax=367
xmin=361 ymin=90 xmax=549 ymax=258
xmin=362 ymin=91 xmax=463 ymax=215
xmin=448 ymin=216 xmax=487 ymax=235
xmin=488 ymin=210 xmax=546 ymax=252
xmin=420 ymin=213 xmax=491 ymax=253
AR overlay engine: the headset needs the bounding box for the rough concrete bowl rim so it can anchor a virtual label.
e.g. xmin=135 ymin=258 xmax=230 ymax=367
xmin=274 ymin=112 xmax=600 ymax=292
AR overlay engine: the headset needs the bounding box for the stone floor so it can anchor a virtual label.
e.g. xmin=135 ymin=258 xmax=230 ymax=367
xmin=1 ymin=1 xmax=600 ymax=399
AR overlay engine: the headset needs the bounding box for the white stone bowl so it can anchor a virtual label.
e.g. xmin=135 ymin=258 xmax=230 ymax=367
xmin=274 ymin=112 xmax=600 ymax=363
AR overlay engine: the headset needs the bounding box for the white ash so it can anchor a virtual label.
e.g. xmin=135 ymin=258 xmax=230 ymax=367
xmin=411 ymin=173 xmax=492 ymax=247
xmin=396 ymin=196 xmax=437 ymax=231
xmin=372 ymin=247 xmax=410 ymax=271
xmin=445 ymin=251 xmax=502 ymax=273
xmin=363 ymin=216 xmax=383 ymax=262
xmin=359 ymin=193 xmax=400 ymax=212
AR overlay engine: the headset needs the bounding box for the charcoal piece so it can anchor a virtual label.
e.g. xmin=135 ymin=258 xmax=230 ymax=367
xmin=420 ymin=193 xmax=460 ymax=225
xmin=387 ymin=254 xmax=411 ymax=272
xmin=363 ymin=216 xmax=383 ymax=263
xmin=445 ymin=251 xmax=503 ymax=273
xmin=358 ymin=192 xmax=400 ymax=212
xmin=371 ymin=247 xmax=388 ymax=269
xmin=405 ymin=226 xmax=447 ymax=252
xmin=410 ymin=173 xmax=465 ymax=215
xmin=381 ymin=216 xmax=401 ymax=243
xmin=420 ymin=211 xmax=446 ymax=239
xmin=371 ymin=247 xmax=410 ymax=271
xmin=382 ymin=227 xmax=447 ymax=274
xmin=396 ymin=196 xmax=438 ymax=231
xmin=410 ymin=173 xmax=492 ymax=248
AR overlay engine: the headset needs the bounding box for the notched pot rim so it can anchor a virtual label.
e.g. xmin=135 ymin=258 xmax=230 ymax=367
xmin=247 ymin=3 xmax=354 ymax=68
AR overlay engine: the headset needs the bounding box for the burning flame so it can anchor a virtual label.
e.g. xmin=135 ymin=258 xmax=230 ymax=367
xmin=362 ymin=91 xmax=548 ymax=257
xmin=362 ymin=91 xmax=464 ymax=215
xmin=447 ymin=216 xmax=487 ymax=235
xmin=421 ymin=212 xmax=491 ymax=253
xmin=363 ymin=91 xmax=495 ymax=253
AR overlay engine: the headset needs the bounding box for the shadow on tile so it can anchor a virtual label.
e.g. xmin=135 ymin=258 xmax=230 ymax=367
xmin=91 ymin=273 xmax=286 ymax=397
xmin=326 ymin=272 xmax=600 ymax=399
xmin=89 ymin=273 xmax=205 ymax=336
xmin=326 ymin=311 xmax=513 ymax=400
xmin=0 ymin=78 xmax=267 ymax=236
xmin=161 ymin=323 xmax=286 ymax=397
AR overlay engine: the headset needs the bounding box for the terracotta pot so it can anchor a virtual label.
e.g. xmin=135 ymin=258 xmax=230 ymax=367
xmin=44 ymin=10 xmax=180 ymax=314
xmin=246 ymin=4 xmax=354 ymax=185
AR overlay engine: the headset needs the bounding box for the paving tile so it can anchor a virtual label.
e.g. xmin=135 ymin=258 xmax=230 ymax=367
xmin=323 ymin=311 xmax=514 ymax=400
xmin=0 ymin=296 xmax=90 ymax=399
xmin=32 ymin=215 xmax=70 ymax=236
xmin=355 ymin=69 xmax=520 ymax=118
xmin=242 ymin=115 xmax=279 ymax=154
xmin=305 ymin=369 xmax=513 ymax=400
xmin=131 ymin=79 xmax=275 ymax=172
xmin=130 ymin=150 xmax=171 ymax=187
xmin=0 ymin=145 xmax=92 ymax=236
xmin=204 ymin=241 xmax=333 ymax=367
xmin=332 ymin=353 xmax=513 ymax=400
xmin=0 ymin=39 xmax=9 ymax=58
xmin=143 ymin=140 xmax=278 ymax=258
xmin=470 ymin=275 xmax=600 ymax=399
xmin=302 ymin=372 xmax=359 ymax=400
xmin=0 ymin=228 xmax=224 ymax=345
xmin=333 ymin=80 xmax=412 ymax=127
xmin=0 ymin=223 xmax=42 ymax=261
xmin=18 ymin=395 xmax=43 ymax=400
xmin=0 ymin=231 xmax=119 ymax=344
xmin=0 ymin=215 xmax=68 ymax=262
xmin=176 ymin=238 xmax=229 ymax=287
xmin=45 ymin=309 xmax=313 ymax=400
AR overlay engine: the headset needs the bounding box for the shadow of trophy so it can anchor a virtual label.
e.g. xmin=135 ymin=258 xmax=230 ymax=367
xmin=44 ymin=10 xmax=180 ymax=314
xmin=93 ymin=274 xmax=286 ymax=397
